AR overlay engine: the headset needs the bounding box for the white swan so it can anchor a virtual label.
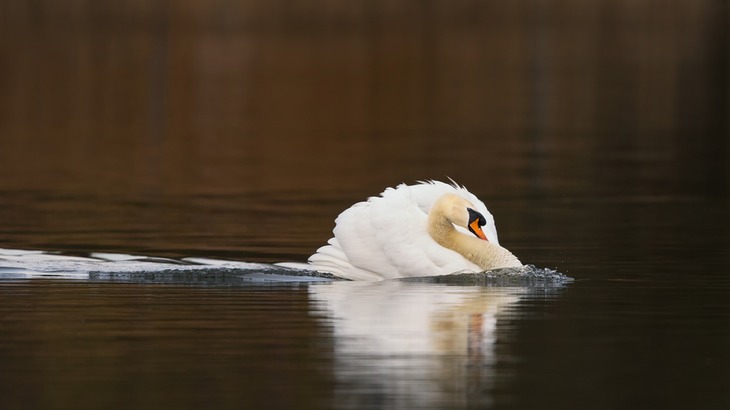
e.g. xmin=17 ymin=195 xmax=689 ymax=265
xmin=282 ymin=180 xmax=522 ymax=280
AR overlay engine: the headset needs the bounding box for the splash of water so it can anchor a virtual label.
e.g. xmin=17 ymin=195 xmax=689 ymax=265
xmin=401 ymin=264 xmax=572 ymax=285
xmin=0 ymin=248 xmax=571 ymax=285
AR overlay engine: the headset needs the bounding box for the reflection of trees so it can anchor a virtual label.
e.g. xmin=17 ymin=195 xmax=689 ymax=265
xmin=0 ymin=1 xmax=727 ymax=196
xmin=309 ymin=281 xmax=524 ymax=408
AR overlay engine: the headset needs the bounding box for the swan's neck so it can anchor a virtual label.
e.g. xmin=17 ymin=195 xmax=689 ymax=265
xmin=428 ymin=213 xmax=522 ymax=270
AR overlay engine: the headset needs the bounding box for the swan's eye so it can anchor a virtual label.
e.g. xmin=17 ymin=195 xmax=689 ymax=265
xmin=466 ymin=208 xmax=488 ymax=241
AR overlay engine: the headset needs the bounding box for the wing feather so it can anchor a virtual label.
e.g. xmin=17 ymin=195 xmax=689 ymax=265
xmin=301 ymin=180 xmax=495 ymax=280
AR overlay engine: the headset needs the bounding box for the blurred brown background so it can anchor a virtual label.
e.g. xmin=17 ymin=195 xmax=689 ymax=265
xmin=0 ymin=0 xmax=728 ymax=198
xmin=1 ymin=7 xmax=729 ymax=409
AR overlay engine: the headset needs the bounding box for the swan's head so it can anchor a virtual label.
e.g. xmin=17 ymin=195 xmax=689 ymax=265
xmin=435 ymin=194 xmax=491 ymax=242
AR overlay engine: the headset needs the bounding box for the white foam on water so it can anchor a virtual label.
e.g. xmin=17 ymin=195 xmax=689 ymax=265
xmin=0 ymin=248 xmax=571 ymax=284
xmin=0 ymin=248 xmax=275 ymax=280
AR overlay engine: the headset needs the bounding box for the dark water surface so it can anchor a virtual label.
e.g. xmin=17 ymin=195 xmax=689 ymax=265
xmin=1 ymin=192 xmax=728 ymax=409
xmin=2 ymin=1 xmax=730 ymax=409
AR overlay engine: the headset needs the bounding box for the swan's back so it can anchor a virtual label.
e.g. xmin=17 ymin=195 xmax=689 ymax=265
xmin=301 ymin=181 xmax=500 ymax=280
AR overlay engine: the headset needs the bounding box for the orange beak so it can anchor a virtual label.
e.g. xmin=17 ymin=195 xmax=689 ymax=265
xmin=469 ymin=220 xmax=488 ymax=241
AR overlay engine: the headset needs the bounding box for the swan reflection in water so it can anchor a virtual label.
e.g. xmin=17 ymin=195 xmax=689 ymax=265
xmin=309 ymin=280 xmax=542 ymax=408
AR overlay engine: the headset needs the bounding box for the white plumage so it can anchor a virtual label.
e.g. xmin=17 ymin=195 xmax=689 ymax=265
xmin=281 ymin=180 xmax=521 ymax=280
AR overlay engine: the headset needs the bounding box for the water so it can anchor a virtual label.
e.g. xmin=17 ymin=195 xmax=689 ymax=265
xmin=1 ymin=193 xmax=728 ymax=409
xmin=2 ymin=1 xmax=730 ymax=409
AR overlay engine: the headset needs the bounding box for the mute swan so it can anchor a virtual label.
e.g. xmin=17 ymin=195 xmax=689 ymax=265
xmin=281 ymin=180 xmax=522 ymax=280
